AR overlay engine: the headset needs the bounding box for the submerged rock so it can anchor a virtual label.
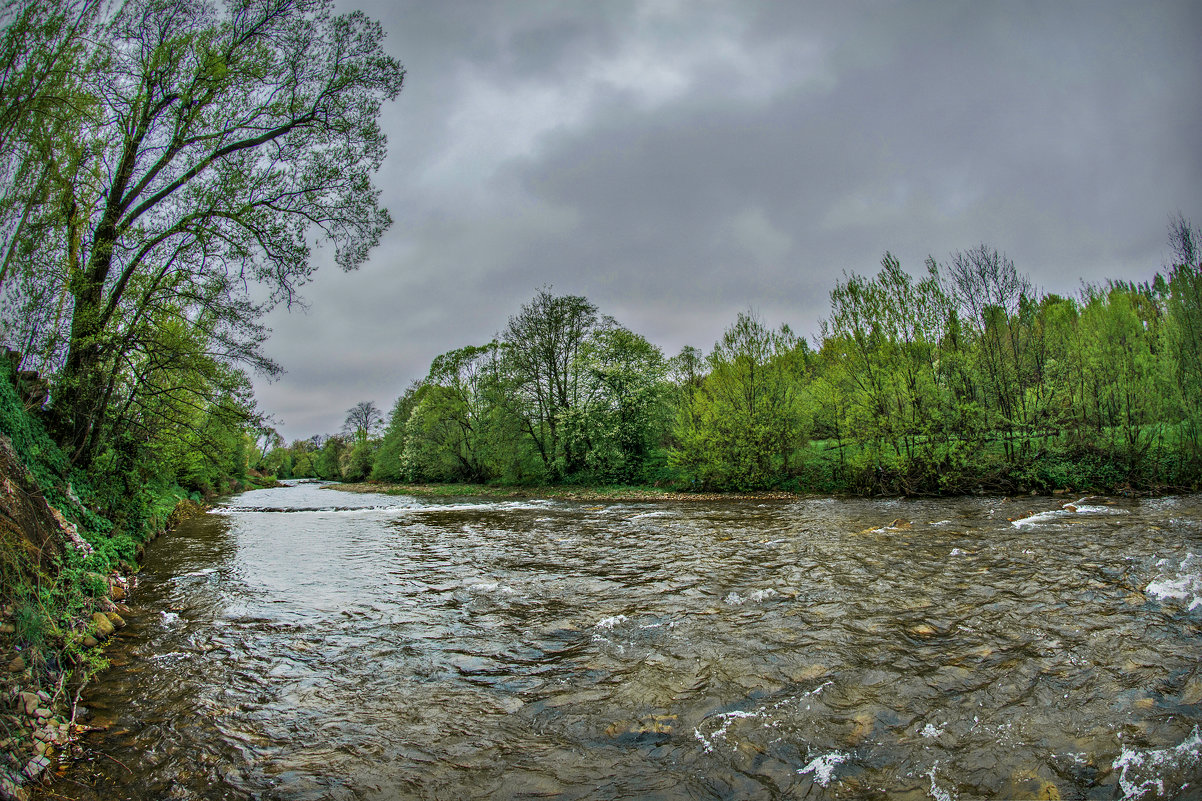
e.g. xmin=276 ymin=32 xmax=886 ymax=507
xmin=1000 ymin=771 xmax=1061 ymax=799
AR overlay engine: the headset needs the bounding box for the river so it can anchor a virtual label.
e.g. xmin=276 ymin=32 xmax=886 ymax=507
xmin=41 ymin=483 xmax=1202 ymax=799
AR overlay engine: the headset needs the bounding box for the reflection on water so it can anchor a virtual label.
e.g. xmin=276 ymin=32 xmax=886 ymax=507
xmin=40 ymin=484 xmax=1202 ymax=799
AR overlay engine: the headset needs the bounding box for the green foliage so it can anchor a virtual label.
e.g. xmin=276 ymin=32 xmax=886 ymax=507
xmin=342 ymin=441 xmax=375 ymax=482
xmin=371 ymin=383 xmax=424 ymax=482
xmin=314 ymin=437 xmax=348 ymax=481
xmin=671 ymin=311 xmax=808 ymax=490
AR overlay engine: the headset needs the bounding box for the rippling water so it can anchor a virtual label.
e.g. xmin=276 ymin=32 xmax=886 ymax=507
xmin=41 ymin=484 xmax=1202 ymax=799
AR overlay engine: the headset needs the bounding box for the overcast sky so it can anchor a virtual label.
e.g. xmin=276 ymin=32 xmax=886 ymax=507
xmin=255 ymin=0 xmax=1202 ymax=441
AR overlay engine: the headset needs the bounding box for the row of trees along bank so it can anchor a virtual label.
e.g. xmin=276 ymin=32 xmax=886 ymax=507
xmin=262 ymin=219 xmax=1202 ymax=495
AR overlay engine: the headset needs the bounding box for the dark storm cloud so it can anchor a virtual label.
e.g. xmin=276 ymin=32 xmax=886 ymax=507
xmin=255 ymin=1 xmax=1202 ymax=439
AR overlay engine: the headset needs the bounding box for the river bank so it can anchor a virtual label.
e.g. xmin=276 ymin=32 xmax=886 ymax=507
xmin=333 ymin=479 xmax=1097 ymax=505
xmin=0 ymin=492 xmax=207 ymax=801
xmin=335 ymin=481 xmax=804 ymax=503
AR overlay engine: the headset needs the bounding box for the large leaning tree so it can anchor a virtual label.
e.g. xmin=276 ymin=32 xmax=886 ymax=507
xmin=29 ymin=0 xmax=404 ymax=464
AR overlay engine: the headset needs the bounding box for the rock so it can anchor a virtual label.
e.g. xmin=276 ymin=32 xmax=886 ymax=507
xmin=81 ymin=635 xmax=99 ymax=648
xmin=33 ymin=708 xmax=50 ymax=719
xmin=110 ymin=582 xmax=127 ymax=601
xmin=105 ymin=611 xmax=126 ymax=630
xmin=34 ymin=691 xmax=48 ymax=704
xmin=1000 ymin=772 xmax=1061 ymax=800
xmin=15 ymin=692 xmax=38 ymax=716
xmin=0 ymin=771 xmax=29 ymax=801
xmin=0 ymin=624 xmax=14 ymax=634
xmin=1181 ymin=677 xmax=1202 ymax=705
xmin=91 ymin=612 xmax=115 ymax=638
xmin=6 ymin=657 xmax=23 ymax=673
xmin=21 ymin=755 xmax=49 ymax=780
xmin=32 ymin=741 xmax=46 ymax=757
xmin=605 ymin=714 xmax=676 ymax=738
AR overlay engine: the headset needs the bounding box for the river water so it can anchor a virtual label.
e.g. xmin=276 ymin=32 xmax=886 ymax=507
xmin=42 ymin=483 xmax=1202 ymax=799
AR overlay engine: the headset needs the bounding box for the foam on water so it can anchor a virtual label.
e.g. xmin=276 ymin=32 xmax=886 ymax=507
xmin=724 ymin=588 xmax=778 ymax=606
xmin=694 ymin=709 xmax=763 ymax=753
xmin=1011 ymin=509 xmax=1067 ymax=527
xmin=798 ymin=751 xmax=847 ymax=787
xmin=629 ymin=510 xmax=675 ymax=520
xmin=1010 ymin=498 xmax=1131 ymax=528
xmin=1145 ymin=553 xmax=1202 ymax=611
xmin=927 ymin=762 xmax=955 ymax=801
xmin=468 ymin=581 xmax=517 ymax=595
xmin=1113 ymin=726 xmax=1202 ymax=799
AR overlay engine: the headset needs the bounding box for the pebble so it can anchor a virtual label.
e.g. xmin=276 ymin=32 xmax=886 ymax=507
xmin=0 ymin=623 xmax=14 ymax=634
xmin=81 ymin=635 xmax=99 ymax=648
xmin=6 ymin=657 xmax=23 ymax=673
xmin=32 ymin=708 xmax=50 ymax=720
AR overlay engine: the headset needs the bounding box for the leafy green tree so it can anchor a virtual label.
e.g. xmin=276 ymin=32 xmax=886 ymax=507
xmin=0 ymin=0 xmax=100 ymax=289
xmin=36 ymin=0 xmax=405 ymax=464
xmin=501 ymin=289 xmax=600 ymax=479
xmin=941 ymin=245 xmax=1037 ymax=461
xmin=290 ymin=439 xmax=315 ymax=478
xmin=672 ymin=311 xmax=807 ymax=490
xmin=371 ymin=382 xmax=424 ymax=482
xmin=1076 ymin=282 xmax=1170 ymax=475
xmin=313 ymin=435 xmax=348 ymax=481
xmin=1165 ymin=214 xmax=1202 ymax=463
xmin=410 ymin=344 xmax=504 ymax=481
xmin=563 ymin=327 xmax=669 ymax=483
xmin=341 ymin=441 xmax=374 ymax=482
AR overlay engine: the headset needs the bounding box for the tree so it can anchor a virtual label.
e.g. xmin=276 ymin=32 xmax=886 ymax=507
xmin=32 ymin=0 xmax=404 ymax=464
xmin=941 ymin=244 xmax=1037 ymax=460
xmin=672 ymin=311 xmax=807 ymax=490
xmin=0 ymin=0 xmax=100 ymax=288
xmin=1165 ymin=214 xmax=1202 ymax=463
xmin=399 ymin=344 xmax=502 ymax=483
xmin=370 ymin=381 xmax=423 ymax=481
xmin=313 ymin=435 xmax=347 ymax=480
xmin=343 ymin=400 xmax=383 ymax=444
xmin=501 ymin=289 xmax=600 ymax=479
xmin=563 ymin=326 xmax=669 ymax=483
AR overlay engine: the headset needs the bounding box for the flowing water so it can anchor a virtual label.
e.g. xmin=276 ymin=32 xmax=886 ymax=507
xmin=41 ymin=483 xmax=1202 ymax=799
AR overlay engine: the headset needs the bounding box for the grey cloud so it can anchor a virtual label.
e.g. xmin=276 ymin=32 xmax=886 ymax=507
xmin=256 ymin=0 xmax=1202 ymax=439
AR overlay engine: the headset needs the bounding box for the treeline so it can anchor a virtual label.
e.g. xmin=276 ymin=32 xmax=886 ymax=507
xmin=268 ymin=221 xmax=1202 ymax=494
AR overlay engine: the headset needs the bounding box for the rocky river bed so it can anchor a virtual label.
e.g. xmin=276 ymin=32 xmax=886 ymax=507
xmin=32 ymin=484 xmax=1202 ymax=799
